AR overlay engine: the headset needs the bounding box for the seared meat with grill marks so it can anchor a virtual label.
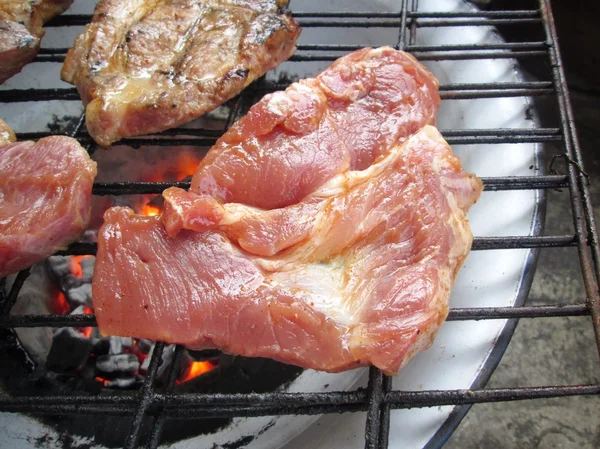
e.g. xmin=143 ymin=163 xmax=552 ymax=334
xmin=0 ymin=0 xmax=73 ymax=84
xmin=0 ymin=134 xmax=97 ymax=278
xmin=61 ymin=0 xmax=301 ymax=147
xmin=93 ymin=126 xmax=482 ymax=373
xmin=0 ymin=118 xmax=16 ymax=145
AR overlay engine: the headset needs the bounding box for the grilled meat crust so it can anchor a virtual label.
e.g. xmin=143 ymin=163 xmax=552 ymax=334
xmin=0 ymin=0 xmax=73 ymax=84
xmin=61 ymin=0 xmax=301 ymax=147
xmin=0 ymin=118 xmax=16 ymax=145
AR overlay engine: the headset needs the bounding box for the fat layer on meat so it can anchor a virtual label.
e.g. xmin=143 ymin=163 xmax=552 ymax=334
xmin=0 ymin=0 xmax=73 ymax=84
xmin=93 ymin=126 xmax=482 ymax=373
xmin=61 ymin=0 xmax=301 ymax=147
xmin=0 ymin=118 xmax=16 ymax=145
xmin=0 ymin=134 xmax=97 ymax=278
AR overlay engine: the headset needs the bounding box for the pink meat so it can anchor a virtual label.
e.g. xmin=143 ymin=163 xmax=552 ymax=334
xmin=165 ymin=46 xmax=440 ymax=219
xmin=0 ymin=136 xmax=97 ymax=277
xmin=92 ymin=126 xmax=482 ymax=373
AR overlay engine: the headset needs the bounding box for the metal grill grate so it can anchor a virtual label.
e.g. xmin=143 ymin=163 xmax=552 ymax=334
xmin=1 ymin=0 xmax=599 ymax=448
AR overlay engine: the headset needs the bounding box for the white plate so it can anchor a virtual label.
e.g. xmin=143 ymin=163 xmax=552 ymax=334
xmin=0 ymin=0 xmax=541 ymax=448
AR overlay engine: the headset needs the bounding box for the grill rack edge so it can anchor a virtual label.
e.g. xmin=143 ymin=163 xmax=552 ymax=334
xmin=0 ymin=1 xmax=599 ymax=449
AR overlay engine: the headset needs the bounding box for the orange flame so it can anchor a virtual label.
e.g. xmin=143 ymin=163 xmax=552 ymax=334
xmin=69 ymin=255 xmax=94 ymax=279
xmin=141 ymin=203 xmax=162 ymax=216
xmin=95 ymin=376 xmax=109 ymax=386
xmin=177 ymin=361 xmax=217 ymax=384
xmin=54 ymin=292 xmax=70 ymax=315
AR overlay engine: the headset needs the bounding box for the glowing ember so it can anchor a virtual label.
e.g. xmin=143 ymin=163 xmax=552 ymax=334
xmin=69 ymin=255 xmax=94 ymax=278
xmin=79 ymin=306 xmax=94 ymax=337
xmin=177 ymin=361 xmax=217 ymax=384
xmin=95 ymin=376 xmax=109 ymax=386
xmin=54 ymin=292 xmax=70 ymax=315
xmin=141 ymin=203 xmax=162 ymax=217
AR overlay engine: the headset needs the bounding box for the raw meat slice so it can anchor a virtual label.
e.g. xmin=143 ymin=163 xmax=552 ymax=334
xmin=0 ymin=136 xmax=97 ymax=278
xmin=0 ymin=118 xmax=15 ymax=145
xmin=0 ymin=0 xmax=73 ymax=84
xmin=61 ymin=0 xmax=300 ymax=147
xmin=165 ymin=47 xmax=440 ymax=217
xmin=93 ymin=126 xmax=482 ymax=373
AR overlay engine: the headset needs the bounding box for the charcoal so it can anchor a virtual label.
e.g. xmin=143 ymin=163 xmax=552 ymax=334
xmin=109 ymin=336 xmax=133 ymax=355
xmin=136 ymin=339 xmax=153 ymax=354
xmin=187 ymin=349 xmax=221 ymax=361
xmin=67 ymin=283 xmax=92 ymax=307
xmin=80 ymin=257 xmax=95 ymax=283
xmin=70 ymin=305 xmax=86 ymax=315
xmin=93 ymin=338 xmax=111 ymax=355
xmin=61 ymin=273 xmax=83 ymax=291
xmin=140 ymin=343 xmax=175 ymax=378
xmin=46 ymin=327 xmax=93 ymax=373
xmin=104 ymin=376 xmax=137 ymax=389
xmin=47 ymin=256 xmax=70 ymax=278
xmin=96 ymin=354 xmax=139 ymax=373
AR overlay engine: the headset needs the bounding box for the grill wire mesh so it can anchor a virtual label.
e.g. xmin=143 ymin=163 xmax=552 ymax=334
xmin=1 ymin=0 xmax=600 ymax=448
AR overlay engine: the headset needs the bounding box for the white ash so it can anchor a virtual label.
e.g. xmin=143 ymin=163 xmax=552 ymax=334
xmin=142 ymin=343 xmax=176 ymax=378
xmin=104 ymin=376 xmax=138 ymax=389
xmin=66 ymin=283 xmax=92 ymax=308
xmin=96 ymin=353 xmax=139 ymax=374
xmin=4 ymin=264 xmax=56 ymax=366
xmin=47 ymin=255 xmax=95 ymax=309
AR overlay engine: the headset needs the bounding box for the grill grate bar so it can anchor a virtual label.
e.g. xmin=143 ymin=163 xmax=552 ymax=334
xmin=365 ymin=367 xmax=386 ymax=449
xmin=540 ymin=0 xmax=600 ymax=357
xmin=43 ymin=11 xmax=542 ymax=28
xmin=147 ymin=345 xmax=185 ymax=449
xmin=2 ymin=384 xmax=597 ymax=417
xmin=14 ymin=125 xmax=559 ymax=139
xmin=89 ymin=175 xmax=568 ymax=196
xmin=291 ymin=51 xmax=547 ymax=62
xmin=13 ymin=126 xmax=562 ymax=149
xmin=1 ymin=383 xmax=598 ymax=412
xmin=0 ymin=83 xmax=555 ymax=103
xmin=46 ymin=235 xmax=578 ymax=258
xmin=0 ymin=303 xmax=590 ymax=330
xmin=34 ymin=42 xmax=550 ymax=64
xmin=123 ymin=342 xmax=164 ymax=449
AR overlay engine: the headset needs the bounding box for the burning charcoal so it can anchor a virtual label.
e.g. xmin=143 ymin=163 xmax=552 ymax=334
xmin=140 ymin=343 xmax=155 ymax=372
xmin=61 ymin=273 xmax=83 ymax=291
xmin=104 ymin=376 xmax=137 ymax=389
xmin=80 ymin=257 xmax=95 ymax=283
xmin=136 ymin=339 xmax=153 ymax=354
xmin=67 ymin=283 xmax=92 ymax=307
xmin=47 ymin=256 xmax=70 ymax=278
xmin=109 ymin=336 xmax=133 ymax=355
xmin=96 ymin=353 xmax=139 ymax=373
xmin=46 ymin=327 xmax=93 ymax=373
xmin=93 ymin=337 xmax=111 ymax=355
xmin=141 ymin=343 xmax=175 ymax=378
xmin=70 ymin=305 xmax=86 ymax=315
xmin=187 ymin=349 xmax=222 ymax=361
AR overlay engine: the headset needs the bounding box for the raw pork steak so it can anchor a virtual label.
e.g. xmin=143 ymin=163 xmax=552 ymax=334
xmin=0 ymin=136 xmax=97 ymax=278
xmin=93 ymin=126 xmax=482 ymax=373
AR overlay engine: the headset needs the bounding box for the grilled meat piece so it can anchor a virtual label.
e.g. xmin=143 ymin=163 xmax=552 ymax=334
xmin=162 ymin=47 xmax=440 ymax=232
xmin=0 ymin=134 xmax=97 ymax=278
xmin=0 ymin=118 xmax=16 ymax=145
xmin=61 ymin=0 xmax=301 ymax=147
xmin=0 ymin=0 xmax=73 ymax=84
xmin=93 ymin=126 xmax=482 ymax=373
